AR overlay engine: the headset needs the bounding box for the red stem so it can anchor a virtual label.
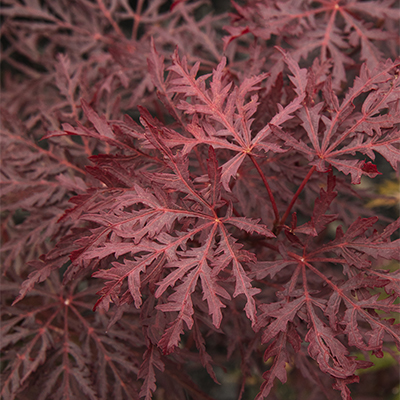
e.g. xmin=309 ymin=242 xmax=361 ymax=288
xmin=279 ymin=165 xmax=316 ymax=230
xmin=248 ymin=154 xmax=280 ymax=223
xmin=132 ymin=0 xmax=144 ymax=40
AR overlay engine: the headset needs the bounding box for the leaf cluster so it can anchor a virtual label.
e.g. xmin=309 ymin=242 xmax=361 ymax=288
xmin=1 ymin=1 xmax=399 ymax=399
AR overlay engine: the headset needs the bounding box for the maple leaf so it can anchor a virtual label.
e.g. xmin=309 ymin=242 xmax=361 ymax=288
xmin=2 ymin=273 xmax=144 ymax=400
xmin=224 ymin=0 xmax=400 ymax=88
xmin=148 ymin=44 xmax=292 ymax=191
xmin=270 ymin=54 xmax=400 ymax=184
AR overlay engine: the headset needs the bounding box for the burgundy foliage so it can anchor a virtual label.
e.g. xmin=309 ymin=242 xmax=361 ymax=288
xmin=1 ymin=1 xmax=399 ymax=399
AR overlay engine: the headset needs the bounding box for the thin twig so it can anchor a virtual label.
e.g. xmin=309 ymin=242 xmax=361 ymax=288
xmin=248 ymin=153 xmax=280 ymax=224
